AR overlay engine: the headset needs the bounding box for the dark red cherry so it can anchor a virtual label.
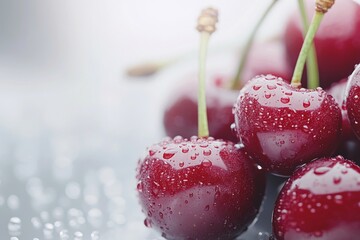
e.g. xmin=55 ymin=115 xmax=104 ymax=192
xmin=328 ymin=78 xmax=360 ymax=160
xmin=273 ymin=156 xmax=360 ymax=240
xmin=163 ymin=41 xmax=292 ymax=143
xmin=284 ymin=0 xmax=360 ymax=89
xmin=163 ymin=75 xmax=239 ymax=143
xmin=136 ymin=136 xmax=266 ymax=240
xmin=233 ymin=75 xmax=342 ymax=176
xmin=345 ymin=63 xmax=360 ymax=140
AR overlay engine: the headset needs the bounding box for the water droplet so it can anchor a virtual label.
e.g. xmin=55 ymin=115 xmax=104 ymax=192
xmin=280 ymin=96 xmax=290 ymax=104
xmin=31 ymin=217 xmax=42 ymax=230
xmin=201 ymin=159 xmax=212 ymax=167
xmin=265 ymin=75 xmax=277 ymax=80
xmin=253 ymin=84 xmax=262 ymax=91
xmin=59 ymin=230 xmax=70 ymax=240
xmin=87 ymin=208 xmax=103 ymax=228
xmin=163 ymin=149 xmax=177 ymax=159
xmin=43 ymin=223 xmax=54 ymax=239
xmin=303 ymin=98 xmax=310 ymax=108
xmin=137 ymin=181 xmax=143 ymax=192
xmin=173 ymin=136 xmax=183 ymax=143
xmin=91 ymin=231 xmax=100 ymax=240
xmin=203 ymin=149 xmax=212 ymax=156
xmin=149 ymin=149 xmax=156 ymax=156
xmin=179 ymin=162 xmax=184 ymax=168
xmin=74 ymin=231 xmax=84 ymax=240
xmin=267 ymin=84 xmax=277 ymax=90
xmin=181 ymin=147 xmax=189 ymax=153
xmin=8 ymin=217 xmax=21 ymax=236
xmin=159 ymin=212 xmax=164 ymax=219
xmin=257 ymin=232 xmax=270 ymax=240
xmin=285 ymin=91 xmax=293 ymax=96
xmin=144 ymin=218 xmax=152 ymax=228
xmin=190 ymin=154 xmax=197 ymax=160
xmin=314 ymin=166 xmax=331 ymax=175
xmin=264 ymin=92 xmax=271 ymax=99
xmin=200 ymin=142 xmax=208 ymax=148
xmin=333 ymin=176 xmax=342 ymax=184
xmin=204 ymin=205 xmax=210 ymax=211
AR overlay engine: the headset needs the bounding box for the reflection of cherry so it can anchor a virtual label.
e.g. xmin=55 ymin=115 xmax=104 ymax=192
xmin=233 ymin=75 xmax=341 ymax=176
xmin=273 ymin=156 xmax=360 ymax=240
xmin=284 ymin=0 xmax=360 ymax=89
xmin=137 ymin=136 xmax=266 ymax=240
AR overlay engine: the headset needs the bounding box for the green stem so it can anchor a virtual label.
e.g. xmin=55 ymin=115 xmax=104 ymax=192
xmin=198 ymin=32 xmax=210 ymax=138
xmin=291 ymin=11 xmax=324 ymax=88
xmin=298 ymin=0 xmax=319 ymax=89
xmin=230 ymin=0 xmax=279 ymax=90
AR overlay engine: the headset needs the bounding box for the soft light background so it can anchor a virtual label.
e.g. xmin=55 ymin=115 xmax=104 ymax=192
xmin=0 ymin=0 xmax=331 ymax=239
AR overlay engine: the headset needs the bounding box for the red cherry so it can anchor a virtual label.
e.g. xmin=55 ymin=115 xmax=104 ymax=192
xmin=136 ymin=136 xmax=266 ymax=240
xmin=273 ymin=156 xmax=360 ymax=240
xmin=163 ymin=41 xmax=292 ymax=143
xmin=345 ymin=63 xmax=360 ymax=140
xmin=233 ymin=75 xmax=342 ymax=176
xmin=163 ymin=75 xmax=239 ymax=143
xmin=328 ymin=78 xmax=360 ymax=160
xmin=284 ymin=0 xmax=360 ymax=89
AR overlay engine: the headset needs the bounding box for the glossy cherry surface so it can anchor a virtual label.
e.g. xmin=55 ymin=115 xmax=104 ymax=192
xmin=163 ymin=42 xmax=292 ymax=143
xmin=163 ymin=76 xmax=239 ymax=143
xmin=346 ymin=64 xmax=360 ymax=140
xmin=284 ymin=0 xmax=360 ymax=89
xmin=136 ymin=136 xmax=266 ymax=240
xmin=233 ymin=75 xmax=342 ymax=176
xmin=328 ymin=78 xmax=360 ymax=160
xmin=273 ymin=156 xmax=360 ymax=240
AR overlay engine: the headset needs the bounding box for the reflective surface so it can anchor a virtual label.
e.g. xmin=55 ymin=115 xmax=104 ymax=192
xmin=0 ymin=0 xmax=296 ymax=239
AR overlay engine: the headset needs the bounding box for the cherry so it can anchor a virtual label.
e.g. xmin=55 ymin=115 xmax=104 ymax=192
xmin=233 ymin=75 xmax=341 ymax=176
xmin=328 ymin=78 xmax=360 ymax=161
xmin=345 ymin=63 xmax=360 ymax=140
xmin=136 ymin=136 xmax=266 ymax=240
xmin=163 ymin=74 xmax=239 ymax=143
xmin=163 ymin=41 xmax=292 ymax=143
xmin=284 ymin=0 xmax=360 ymax=89
xmin=163 ymin=0 xmax=290 ymax=142
xmin=137 ymin=8 xmax=266 ymax=239
xmin=272 ymin=156 xmax=360 ymax=240
xmin=234 ymin=0 xmax=342 ymax=176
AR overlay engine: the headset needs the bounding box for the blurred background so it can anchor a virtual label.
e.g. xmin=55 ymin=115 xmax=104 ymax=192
xmin=0 ymin=0 xmax=328 ymax=239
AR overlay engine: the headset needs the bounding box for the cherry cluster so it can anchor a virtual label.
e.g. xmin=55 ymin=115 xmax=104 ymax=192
xmin=136 ymin=1 xmax=360 ymax=239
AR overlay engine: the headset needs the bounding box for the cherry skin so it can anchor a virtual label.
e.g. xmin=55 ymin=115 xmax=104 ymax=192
xmin=136 ymin=136 xmax=266 ymax=240
xmin=284 ymin=0 xmax=360 ymax=89
xmin=273 ymin=156 xmax=360 ymax=240
xmin=163 ymin=75 xmax=239 ymax=143
xmin=328 ymin=78 xmax=360 ymax=160
xmin=345 ymin=63 xmax=360 ymax=140
xmin=233 ymin=75 xmax=342 ymax=176
xmin=163 ymin=41 xmax=292 ymax=143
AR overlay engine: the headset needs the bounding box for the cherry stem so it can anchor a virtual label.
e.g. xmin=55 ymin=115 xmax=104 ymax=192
xmin=298 ymin=0 xmax=319 ymax=89
xmin=198 ymin=32 xmax=211 ymax=137
xmin=291 ymin=0 xmax=334 ymax=88
xmin=230 ymin=0 xmax=279 ymax=90
xmin=196 ymin=8 xmax=218 ymax=138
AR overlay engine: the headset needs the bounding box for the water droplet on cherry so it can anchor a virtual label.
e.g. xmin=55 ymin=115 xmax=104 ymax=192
xmin=280 ymin=96 xmax=290 ymax=104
